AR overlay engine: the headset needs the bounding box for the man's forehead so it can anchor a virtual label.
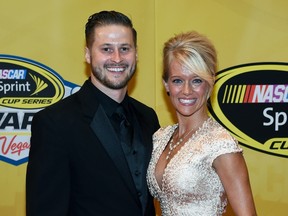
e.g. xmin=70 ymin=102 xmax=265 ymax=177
xmin=95 ymin=25 xmax=132 ymax=36
xmin=94 ymin=26 xmax=133 ymax=40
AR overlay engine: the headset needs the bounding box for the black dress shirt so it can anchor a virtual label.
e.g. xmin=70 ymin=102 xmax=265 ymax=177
xmin=91 ymin=86 xmax=148 ymax=211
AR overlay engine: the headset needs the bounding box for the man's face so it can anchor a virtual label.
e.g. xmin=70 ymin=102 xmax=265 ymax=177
xmin=85 ymin=24 xmax=137 ymax=90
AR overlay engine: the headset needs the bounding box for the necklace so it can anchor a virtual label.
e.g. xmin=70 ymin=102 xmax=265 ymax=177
xmin=166 ymin=126 xmax=195 ymax=160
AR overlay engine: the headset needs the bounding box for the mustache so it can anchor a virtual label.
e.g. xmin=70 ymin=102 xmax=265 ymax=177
xmin=104 ymin=63 xmax=129 ymax=68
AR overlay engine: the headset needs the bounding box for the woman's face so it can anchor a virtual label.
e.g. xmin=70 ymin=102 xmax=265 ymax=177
xmin=164 ymin=60 xmax=209 ymax=118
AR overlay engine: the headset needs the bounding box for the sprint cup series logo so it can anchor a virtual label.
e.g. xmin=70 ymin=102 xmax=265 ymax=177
xmin=209 ymin=62 xmax=288 ymax=158
xmin=0 ymin=54 xmax=79 ymax=165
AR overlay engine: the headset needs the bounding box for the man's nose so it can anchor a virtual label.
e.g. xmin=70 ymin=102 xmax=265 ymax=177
xmin=111 ymin=50 xmax=121 ymax=62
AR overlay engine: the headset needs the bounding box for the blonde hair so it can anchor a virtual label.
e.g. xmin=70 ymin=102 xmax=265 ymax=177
xmin=162 ymin=31 xmax=217 ymax=96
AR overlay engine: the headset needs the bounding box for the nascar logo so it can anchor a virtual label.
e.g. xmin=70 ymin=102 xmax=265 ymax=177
xmin=0 ymin=54 xmax=79 ymax=165
xmin=209 ymin=62 xmax=288 ymax=158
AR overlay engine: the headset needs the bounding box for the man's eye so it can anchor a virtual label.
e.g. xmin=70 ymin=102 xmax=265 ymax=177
xmin=102 ymin=47 xmax=112 ymax=52
xmin=120 ymin=47 xmax=130 ymax=52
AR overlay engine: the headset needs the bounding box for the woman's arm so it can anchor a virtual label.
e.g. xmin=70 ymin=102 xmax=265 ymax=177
xmin=213 ymin=152 xmax=257 ymax=216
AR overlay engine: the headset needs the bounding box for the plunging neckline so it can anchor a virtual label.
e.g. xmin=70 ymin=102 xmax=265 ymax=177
xmin=153 ymin=118 xmax=211 ymax=192
xmin=154 ymin=124 xmax=178 ymax=191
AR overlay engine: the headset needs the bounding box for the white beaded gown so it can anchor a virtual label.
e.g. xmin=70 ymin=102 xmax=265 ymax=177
xmin=147 ymin=117 xmax=242 ymax=216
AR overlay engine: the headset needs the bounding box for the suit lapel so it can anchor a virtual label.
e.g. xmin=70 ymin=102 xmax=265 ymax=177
xmin=130 ymin=101 xmax=153 ymax=166
xmin=90 ymin=105 xmax=139 ymax=199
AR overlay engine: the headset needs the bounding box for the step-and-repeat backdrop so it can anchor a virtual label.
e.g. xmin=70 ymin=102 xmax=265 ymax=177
xmin=1 ymin=1 xmax=287 ymax=215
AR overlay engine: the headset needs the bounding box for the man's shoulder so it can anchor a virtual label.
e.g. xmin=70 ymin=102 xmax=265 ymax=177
xmin=34 ymin=92 xmax=79 ymax=119
xmin=128 ymin=97 xmax=159 ymax=126
xmin=129 ymin=97 xmax=154 ymax=111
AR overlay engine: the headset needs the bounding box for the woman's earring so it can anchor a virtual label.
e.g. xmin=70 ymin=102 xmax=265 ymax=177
xmin=166 ymin=92 xmax=170 ymax=96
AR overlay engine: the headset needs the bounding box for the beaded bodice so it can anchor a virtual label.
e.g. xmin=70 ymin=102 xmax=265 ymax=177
xmin=147 ymin=118 xmax=242 ymax=216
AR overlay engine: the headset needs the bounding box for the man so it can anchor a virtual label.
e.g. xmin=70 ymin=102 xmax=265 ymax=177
xmin=26 ymin=10 xmax=160 ymax=216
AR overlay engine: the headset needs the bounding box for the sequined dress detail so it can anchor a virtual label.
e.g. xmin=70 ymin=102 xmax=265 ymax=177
xmin=147 ymin=118 xmax=242 ymax=216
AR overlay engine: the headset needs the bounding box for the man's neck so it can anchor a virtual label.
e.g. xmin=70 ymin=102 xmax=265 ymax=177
xmin=90 ymin=76 xmax=127 ymax=103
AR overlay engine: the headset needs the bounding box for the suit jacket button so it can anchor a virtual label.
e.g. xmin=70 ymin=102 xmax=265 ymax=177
xmin=135 ymin=170 xmax=141 ymax=176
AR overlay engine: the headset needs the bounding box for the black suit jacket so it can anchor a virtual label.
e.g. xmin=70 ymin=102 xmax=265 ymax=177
xmin=26 ymin=80 xmax=160 ymax=216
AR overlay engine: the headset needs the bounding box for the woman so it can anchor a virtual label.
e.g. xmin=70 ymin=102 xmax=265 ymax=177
xmin=147 ymin=31 xmax=257 ymax=215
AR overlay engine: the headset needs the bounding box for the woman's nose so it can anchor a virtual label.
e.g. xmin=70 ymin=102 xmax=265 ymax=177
xmin=183 ymin=82 xmax=193 ymax=95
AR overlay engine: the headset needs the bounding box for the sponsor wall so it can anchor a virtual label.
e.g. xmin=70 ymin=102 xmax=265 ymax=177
xmin=1 ymin=0 xmax=287 ymax=215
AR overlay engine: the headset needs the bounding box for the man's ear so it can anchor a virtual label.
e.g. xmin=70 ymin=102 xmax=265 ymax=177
xmin=85 ymin=47 xmax=91 ymax=64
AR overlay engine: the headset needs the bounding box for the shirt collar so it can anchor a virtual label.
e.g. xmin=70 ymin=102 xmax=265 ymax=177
xmin=87 ymin=79 xmax=129 ymax=117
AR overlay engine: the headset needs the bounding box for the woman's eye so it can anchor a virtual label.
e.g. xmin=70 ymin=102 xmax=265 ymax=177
xmin=192 ymin=78 xmax=203 ymax=85
xmin=172 ymin=78 xmax=183 ymax=84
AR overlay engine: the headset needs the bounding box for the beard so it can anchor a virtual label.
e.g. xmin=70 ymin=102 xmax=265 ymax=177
xmin=91 ymin=63 xmax=136 ymax=90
